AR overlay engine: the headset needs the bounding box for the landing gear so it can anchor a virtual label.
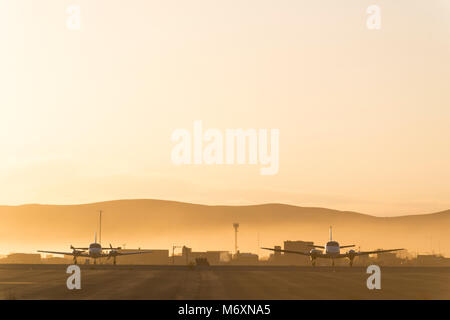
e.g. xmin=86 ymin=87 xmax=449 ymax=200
xmin=113 ymin=257 xmax=117 ymax=266
xmin=311 ymin=259 xmax=316 ymax=267
xmin=73 ymin=257 xmax=78 ymax=265
xmin=94 ymin=259 xmax=97 ymax=265
xmin=331 ymin=260 xmax=335 ymax=267
xmin=349 ymin=259 xmax=354 ymax=267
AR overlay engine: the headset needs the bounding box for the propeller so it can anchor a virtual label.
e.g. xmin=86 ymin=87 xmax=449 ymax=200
xmin=347 ymin=249 xmax=357 ymax=267
xmin=107 ymin=244 xmax=122 ymax=255
xmin=70 ymin=245 xmax=84 ymax=265
xmin=70 ymin=245 xmax=84 ymax=255
xmin=106 ymin=243 xmax=122 ymax=250
xmin=107 ymin=244 xmax=121 ymax=265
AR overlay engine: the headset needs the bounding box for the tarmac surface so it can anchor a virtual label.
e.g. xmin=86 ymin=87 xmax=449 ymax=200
xmin=0 ymin=264 xmax=449 ymax=300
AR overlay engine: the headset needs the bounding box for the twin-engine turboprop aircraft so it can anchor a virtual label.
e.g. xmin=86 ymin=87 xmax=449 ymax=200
xmin=38 ymin=233 xmax=152 ymax=265
xmin=262 ymin=227 xmax=403 ymax=266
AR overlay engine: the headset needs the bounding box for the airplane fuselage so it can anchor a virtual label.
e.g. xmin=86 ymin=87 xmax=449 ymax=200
xmin=88 ymin=243 xmax=103 ymax=258
xmin=324 ymin=241 xmax=340 ymax=257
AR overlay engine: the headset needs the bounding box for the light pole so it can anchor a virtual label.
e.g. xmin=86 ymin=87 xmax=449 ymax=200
xmin=233 ymin=223 xmax=239 ymax=255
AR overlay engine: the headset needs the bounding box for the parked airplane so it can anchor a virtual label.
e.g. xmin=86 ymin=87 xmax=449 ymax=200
xmin=38 ymin=234 xmax=152 ymax=265
xmin=262 ymin=226 xmax=404 ymax=266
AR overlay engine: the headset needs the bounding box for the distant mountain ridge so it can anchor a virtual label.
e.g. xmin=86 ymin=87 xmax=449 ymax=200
xmin=0 ymin=199 xmax=449 ymax=256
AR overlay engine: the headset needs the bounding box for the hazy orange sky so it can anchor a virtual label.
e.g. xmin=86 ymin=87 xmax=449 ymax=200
xmin=0 ymin=0 xmax=449 ymax=216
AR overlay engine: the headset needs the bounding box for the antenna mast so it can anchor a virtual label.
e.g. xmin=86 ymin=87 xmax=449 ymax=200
xmin=99 ymin=210 xmax=102 ymax=245
xmin=233 ymin=223 xmax=239 ymax=254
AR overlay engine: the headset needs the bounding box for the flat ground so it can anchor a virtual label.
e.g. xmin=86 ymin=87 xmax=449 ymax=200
xmin=0 ymin=265 xmax=449 ymax=300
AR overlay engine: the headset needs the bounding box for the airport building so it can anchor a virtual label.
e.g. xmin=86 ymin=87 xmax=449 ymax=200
xmin=354 ymin=253 xmax=372 ymax=266
xmin=63 ymin=249 xmax=169 ymax=265
xmin=176 ymin=246 xmax=230 ymax=265
xmin=0 ymin=253 xmax=42 ymax=264
xmin=375 ymin=250 xmax=403 ymax=266
xmin=42 ymin=255 xmax=72 ymax=264
xmin=415 ymin=254 xmax=450 ymax=266
xmin=231 ymin=252 xmax=259 ymax=265
xmin=284 ymin=241 xmax=314 ymax=265
xmin=267 ymin=241 xmax=314 ymax=265
xmin=112 ymin=249 xmax=169 ymax=265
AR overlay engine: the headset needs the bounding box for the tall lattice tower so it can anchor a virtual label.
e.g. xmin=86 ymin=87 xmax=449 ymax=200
xmin=233 ymin=223 xmax=239 ymax=254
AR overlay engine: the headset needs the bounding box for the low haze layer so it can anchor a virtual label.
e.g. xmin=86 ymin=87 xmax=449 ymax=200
xmin=1 ymin=199 xmax=448 ymax=256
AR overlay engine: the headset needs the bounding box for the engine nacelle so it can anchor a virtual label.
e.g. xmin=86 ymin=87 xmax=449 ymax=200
xmin=347 ymin=249 xmax=357 ymax=258
xmin=310 ymin=249 xmax=322 ymax=257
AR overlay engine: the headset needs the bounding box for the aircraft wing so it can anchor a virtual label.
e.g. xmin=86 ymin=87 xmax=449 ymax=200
xmin=307 ymin=245 xmax=325 ymax=249
xmin=356 ymin=248 xmax=404 ymax=256
xmin=261 ymin=247 xmax=311 ymax=256
xmin=314 ymin=254 xmax=349 ymax=259
xmin=37 ymin=250 xmax=90 ymax=257
xmin=116 ymin=250 xmax=153 ymax=256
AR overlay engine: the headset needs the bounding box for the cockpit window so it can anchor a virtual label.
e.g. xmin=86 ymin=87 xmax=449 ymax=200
xmin=327 ymin=241 xmax=339 ymax=247
xmin=90 ymin=243 xmax=101 ymax=249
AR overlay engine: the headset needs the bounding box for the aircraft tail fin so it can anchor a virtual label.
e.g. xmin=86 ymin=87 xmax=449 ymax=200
xmin=95 ymin=232 xmax=97 ymax=243
xmin=329 ymin=226 xmax=332 ymax=241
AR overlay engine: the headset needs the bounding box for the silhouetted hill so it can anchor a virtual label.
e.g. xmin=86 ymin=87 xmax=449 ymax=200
xmin=0 ymin=199 xmax=449 ymax=256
